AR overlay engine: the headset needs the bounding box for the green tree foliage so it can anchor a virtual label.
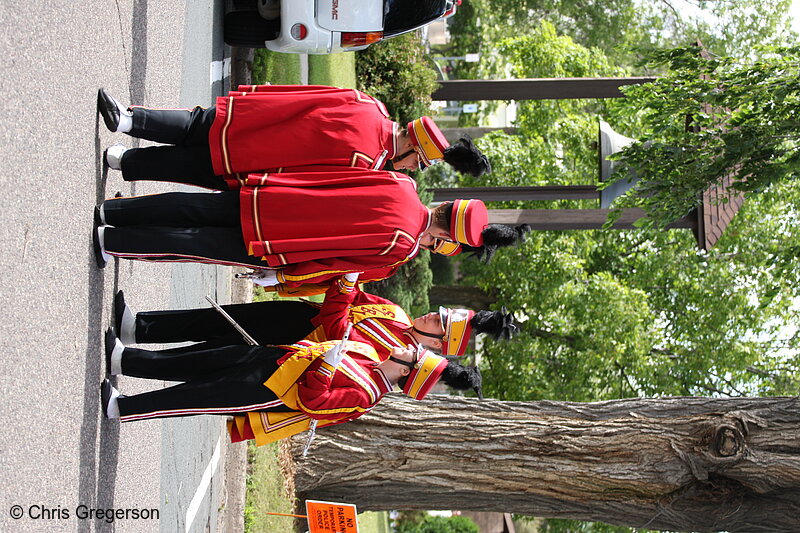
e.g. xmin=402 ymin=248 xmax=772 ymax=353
xmin=433 ymin=23 xmax=799 ymax=401
xmin=448 ymin=0 xmax=640 ymax=73
xmin=643 ymin=0 xmax=798 ymax=60
xmin=460 ymin=185 xmax=800 ymax=401
xmin=462 ymin=234 xmax=660 ymax=401
xmin=431 ymin=21 xmax=624 ymax=189
xmin=356 ymin=32 xmax=439 ymax=124
xmin=608 ymin=45 xmax=800 ymax=227
xmin=447 ymin=0 xmax=797 ymax=76
xmin=498 ymin=21 xmax=625 ymax=143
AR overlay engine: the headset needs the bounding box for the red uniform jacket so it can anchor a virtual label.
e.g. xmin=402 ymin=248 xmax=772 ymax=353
xmin=208 ymin=84 xmax=398 ymax=185
xmin=294 ymin=346 xmax=393 ymax=422
xmin=239 ymin=169 xmax=430 ymax=285
xmin=311 ymin=282 xmax=421 ymax=360
xmin=228 ymin=340 xmax=393 ymax=445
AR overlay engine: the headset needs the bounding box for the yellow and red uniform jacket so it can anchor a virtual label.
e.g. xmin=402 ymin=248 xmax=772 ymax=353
xmin=208 ymin=84 xmax=398 ymax=187
xmin=265 ymin=262 xmax=403 ymax=293
xmin=238 ymin=168 xmax=430 ymax=285
xmin=263 ymin=264 xmax=399 ymax=295
xmin=228 ymin=340 xmax=392 ymax=446
xmin=306 ymin=282 xmax=421 ymax=360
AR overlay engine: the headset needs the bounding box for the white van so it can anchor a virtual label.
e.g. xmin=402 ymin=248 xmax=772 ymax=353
xmin=224 ymin=0 xmax=459 ymax=54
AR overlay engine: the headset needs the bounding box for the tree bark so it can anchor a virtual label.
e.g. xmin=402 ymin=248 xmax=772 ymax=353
xmin=288 ymin=395 xmax=800 ymax=532
xmin=428 ymin=285 xmax=496 ymax=309
xmin=433 ymin=77 xmax=657 ymax=101
xmin=487 ymin=208 xmax=698 ymax=230
xmin=430 ymin=185 xmax=599 ymax=203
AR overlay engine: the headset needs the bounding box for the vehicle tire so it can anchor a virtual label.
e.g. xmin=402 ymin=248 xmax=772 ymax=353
xmin=229 ymin=0 xmax=259 ymax=11
xmin=224 ymin=11 xmax=279 ymax=47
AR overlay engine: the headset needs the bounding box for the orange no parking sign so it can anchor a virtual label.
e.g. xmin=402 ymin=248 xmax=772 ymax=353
xmin=305 ymin=500 xmax=359 ymax=533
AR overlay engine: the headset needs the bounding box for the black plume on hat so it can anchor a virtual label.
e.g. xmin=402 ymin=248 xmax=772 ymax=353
xmin=462 ymin=224 xmax=530 ymax=263
xmin=443 ymin=135 xmax=491 ymax=177
xmin=471 ymin=307 xmax=517 ymax=341
xmin=441 ymin=362 xmax=483 ymax=399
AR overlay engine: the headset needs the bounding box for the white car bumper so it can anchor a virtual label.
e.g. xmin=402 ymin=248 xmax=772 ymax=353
xmin=266 ymin=0 xmax=336 ymax=54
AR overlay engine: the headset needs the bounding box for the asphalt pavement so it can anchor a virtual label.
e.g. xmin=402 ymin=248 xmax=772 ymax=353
xmin=0 ymin=2 xmax=246 ymax=531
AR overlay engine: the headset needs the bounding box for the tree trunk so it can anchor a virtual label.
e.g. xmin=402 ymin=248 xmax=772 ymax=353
xmin=430 ymin=185 xmax=599 ymax=203
xmin=428 ymin=285 xmax=496 ymax=309
xmin=432 ymin=77 xmax=657 ymax=101
xmin=288 ymin=395 xmax=800 ymax=532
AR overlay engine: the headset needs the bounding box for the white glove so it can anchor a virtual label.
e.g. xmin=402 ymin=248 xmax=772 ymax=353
xmin=337 ymin=272 xmax=361 ymax=293
xmin=251 ymin=270 xmax=279 ymax=287
xmin=322 ymin=342 xmax=346 ymax=368
xmin=321 ymin=323 xmax=353 ymax=370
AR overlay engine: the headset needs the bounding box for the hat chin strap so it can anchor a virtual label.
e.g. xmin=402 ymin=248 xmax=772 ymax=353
xmin=392 ymin=149 xmax=416 ymax=162
xmin=389 ymin=355 xmax=418 ymax=369
xmin=411 ymin=327 xmax=444 ymax=340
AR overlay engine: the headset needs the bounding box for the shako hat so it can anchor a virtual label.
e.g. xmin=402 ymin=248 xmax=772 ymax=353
xmin=403 ymin=349 xmax=448 ymax=400
xmin=407 ymin=116 xmax=450 ymax=169
xmin=439 ymin=307 xmax=476 ymax=357
xmin=451 ymin=199 xmax=488 ymax=247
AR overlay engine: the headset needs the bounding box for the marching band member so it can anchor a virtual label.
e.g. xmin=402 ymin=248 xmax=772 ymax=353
xmin=92 ymin=175 xmax=489 ymax=288
xmin=97 ymin=86 xmax=490 ymax=190
xmin=112 ymin=276 xmax=517 ymax=358
xmin=101 ymin=335 xmax=481 ymax=446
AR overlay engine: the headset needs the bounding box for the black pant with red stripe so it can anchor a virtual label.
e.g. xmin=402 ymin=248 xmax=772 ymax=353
xmin=102 ymin=191 xmax=268 ymax=268
xmin=121 ymin=105 xmax=228 ymax=190
xmin=135 ymin=300 xmax=320 ymax=353
xmin=117 ymin=345 xmax=295 ymax=422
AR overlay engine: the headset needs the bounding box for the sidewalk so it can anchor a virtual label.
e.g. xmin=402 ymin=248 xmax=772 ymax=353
xmin=217 ymin=268 xmax=254 ymax=532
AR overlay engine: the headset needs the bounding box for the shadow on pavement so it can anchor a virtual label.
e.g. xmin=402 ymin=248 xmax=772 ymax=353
xmin=84 ymin=0 xmax=150 ymax=526
xmin=76 ymin=115 xmax=120 ymax=533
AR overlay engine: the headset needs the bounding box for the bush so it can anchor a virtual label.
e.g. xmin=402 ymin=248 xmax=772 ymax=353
xmin=430 ymin=252 xmax=456 ymax=286
xmin=356 ymin=32 xmax=439 ymax=124
xmin=395 ymin=515 xmax=480 ymax=533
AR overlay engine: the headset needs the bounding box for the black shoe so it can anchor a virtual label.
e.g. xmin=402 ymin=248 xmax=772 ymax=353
xmin=113 ymin=291 xmax=125 ymax=337
xmin=100 ymin=379 xmax=112 ymax=418
xmin=97 ymin=88 xmax=121 ymax=132
xmin=93 ymin=206 xmax=102 ymax=228
xmin=104 ymin=327 xmax=117 ymax=375
xmin=92 ymin=225 xmax=106 ymax=269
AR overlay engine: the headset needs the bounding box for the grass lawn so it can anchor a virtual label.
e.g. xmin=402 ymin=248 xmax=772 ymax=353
xmin=244 ymin=442 xmax=296 ymax=533
xmin=252 ymin=286 xmax=324 ymax=304
xmin=251 ymin=49 xmax=303 ymax=85
xmin=358 ymin=511 xmax=391 ymax=533
xmin=252 ymin=49 xmax=357 ymax=88
xmin=309 ymin=53 xmax=357 ymax=88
